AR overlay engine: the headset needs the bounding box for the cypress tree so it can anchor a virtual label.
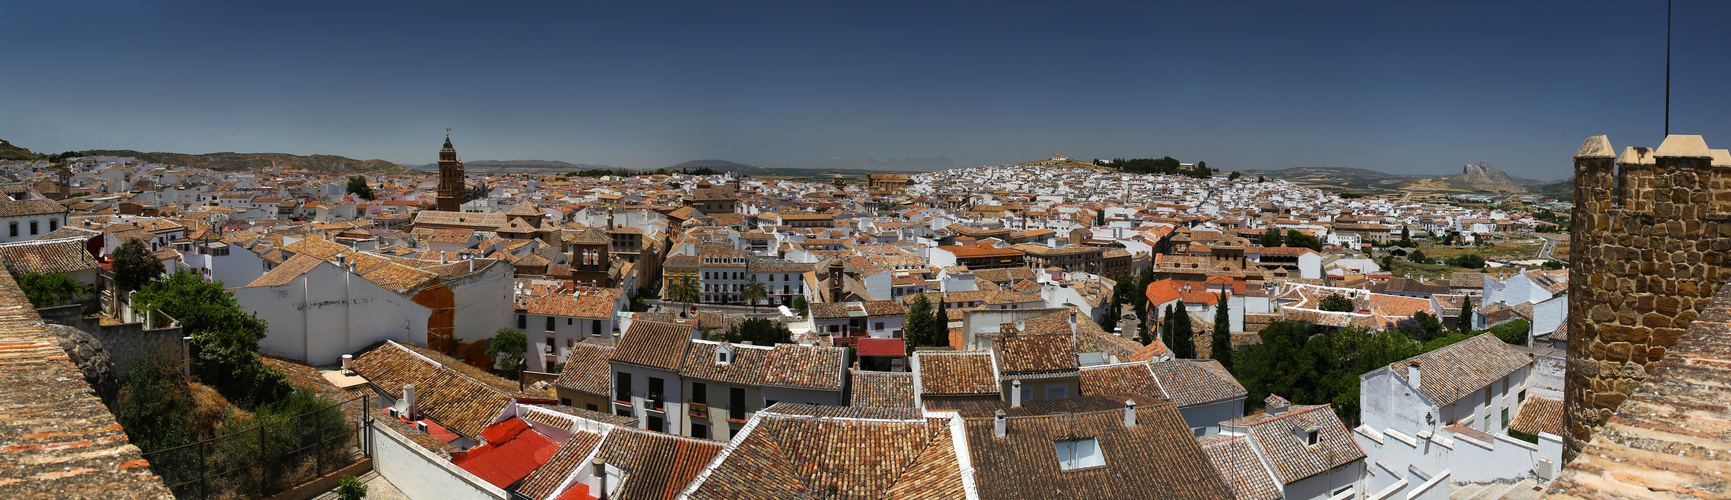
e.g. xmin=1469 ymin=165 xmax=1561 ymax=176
xmin=1172 ymin=300 xmax=1196 ymax=358
xmin=1212 ymin=291 xmax=1233 ymax=370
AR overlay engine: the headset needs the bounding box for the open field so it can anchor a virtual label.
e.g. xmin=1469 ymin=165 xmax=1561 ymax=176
xmin=1422 ymin=242 xmax=1542 ymax=260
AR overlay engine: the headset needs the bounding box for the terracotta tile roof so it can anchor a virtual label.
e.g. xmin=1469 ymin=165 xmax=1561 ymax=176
xmin=0 ymin=198 xmax=67 ymax=217
xmin=359 ymin=262 xmax=439 ymax=294
xmin=993 ymin=334 xmax=1078 ymax=375
xmin=0 ymin=237 xmax=101 ymax=275
xmin=1222 ymin=403 xmax=1365 ymax=484
xmin=1199 ymin=434 xmax=1283 ymax=500
xmin=589 ymin=427 xmax=724 ymax=500
xmin=915 ymin=351 xmax=1000 ymax=396
xmin=678 ymin=341 xmax=771 ymax=385
xmin=351 ymin=341 xmax=514 ymax=438
xmin=1079 ymin=361 xmax=1166 ymax=399
xmin=1147 ymin=359 xmax=1247 ymax=407
xmin=1389 ymin=333 xmax=1530 ymax=406
xmin=848 ymin=370 xmax=917 ymax=408
xmin=0 ymin=257 xmax=173 ymax=498
xmin=412 ymin=210 xmax=508 ymax=229
xmin=609 ymin=320 xmax=695 ymax=371
xmin=524 ymin=290 xmax=619 ymax=319
xmin=762 ymin=344 xmax=847 ymax=391
xmin=515 ymin=429 xmax=606 ymax=500
xmin=1507 ymin=395 xmax=1563 ymax=437
xmin=682 ymin=407 xmax=967 ymax=499
xmin=859 ymin=299 xmax=907 ymax=317
xmin=243 ymin=253 xmax=326 ymax=288
xmin=554 ymin=342 xmax=618 ymax=397
xmin=963 ymin=398 xmax=1235 ymax=499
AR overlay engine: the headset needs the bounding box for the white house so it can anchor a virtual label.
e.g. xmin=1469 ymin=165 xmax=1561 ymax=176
xmin=518 ymin=287 xmax=623 ymax=372
xmin=1355 ymin=333 xmax=1558 ymax=497
xmin=232 ymin=254 xmax=433 ymax=365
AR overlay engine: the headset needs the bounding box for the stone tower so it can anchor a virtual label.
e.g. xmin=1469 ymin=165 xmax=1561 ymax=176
xmin=435 ymin=133 xmax=466 ymax=212
xmin=1564 ymin=134 xmax=1731 ymax=462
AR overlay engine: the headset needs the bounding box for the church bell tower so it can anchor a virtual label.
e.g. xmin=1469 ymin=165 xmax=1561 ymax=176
xmin=435 ymin=130 xmax=466 ymax=212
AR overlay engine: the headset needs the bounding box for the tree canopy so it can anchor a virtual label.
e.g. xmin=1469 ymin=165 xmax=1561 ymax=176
xmin=1231 ymin=322 xmax=1422 ymax=425
xmin=134 ymin=268 xmax=287 ymax=408
xmin=720 ymin=318 xmax=792 ymax=347
xmin=487 ymin=328 xmax=528 ymax=374
xmin=1444 ymin=254 xmax=1486 ymax=269
xmin=345 ymin=175 xmax=375 ymax=200
xmin=112 ymin=239 xmax=162 ymax=293
xmin=1212 ymin=291 xmax=1233 ymax=371
xmin=1318 ymin=293 xmax=1355 ymax=312
xmin=19 ymin=272 xmax=85 ymax=308
xmin=1285 ymin=230 xmax=1323 ymax=251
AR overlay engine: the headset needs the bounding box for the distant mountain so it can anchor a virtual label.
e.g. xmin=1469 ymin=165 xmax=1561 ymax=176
xmin=669 ymin=159 xmax=755 ymax=171
xmin=1457 ymin=162 xmax=1526 ymax=193
xmin=1238 ymin=166 xmax=1430 ymax=190
xmin=79 ymin=149 xmax=414 ymax=175
xmin=405 ymin=159 xmax=615 ymax=173
xmin=1529 ymin=177 xmax=1574 ymax=201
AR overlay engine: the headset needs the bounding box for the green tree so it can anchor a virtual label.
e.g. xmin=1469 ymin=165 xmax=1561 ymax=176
xmin=667 ymin=276 xmax=700 ymax=314
xmin=134 ymin=269 xmax=287 ymax=407
xmin=905 ymin=295 xmax=935 ymax=351
xmin=1380 ymin=256 xmax=1395 ymax=273
xmin=1407 ymin=249 xmax=1429 ymax=264
xmin=1445 ymin=254 xmax=1485 ymax=269
xmin=1486 ymin=319 xmax=1531 ymax=346
xmin=1259 ymin=226 xmax=1282 ymax=247
xmin=18 ymin=272 xmax=86 ymax=308
xmin=1318 ymin=293 xmax=1354 ymax=312
xmin=112 ymin=239 xmax=162 ymax=293
xmin=932 ymin=299 xmax=950 ymax=347
xmin=115 ymin=348 xmax=199 ymax=487
xmin=1212 ymin=291 xmax=1233 ymax=371
xmin=345 ymin=175 xmax=375 ymax=200
xmin=1228 ymin=171 xmax=1241 ymax=180
xmin=793 ymin=296 xmax=809 ymax=316
xmin=1161 ymin=303 xmax=1178 ymax=349
xmin=1171 ymin=302 xmax=1196 ymax=358
xmin=741 ymin=277 xmax=769 ymax=314
xmin=1396 ymin=311 xmax=1446 ymax=342
xmin=1132 ymin=265 xmax=1155 ymax=312
xmin=1285 ymin=230 xmax=1322 ymax=251
xmin=722 ymin=318 xmax=792 ymax=346
xmin=1257 ymin=175 xmax=1266 ymax=183
xmin=487 ymin=328 xmax=528 ymax=375
xmin=1455 ymin=296 xmax=1474 ymax=334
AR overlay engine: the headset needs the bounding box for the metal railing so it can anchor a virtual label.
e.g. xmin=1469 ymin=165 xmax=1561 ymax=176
xmin=140 ymin=394 xmax=370 ymax=499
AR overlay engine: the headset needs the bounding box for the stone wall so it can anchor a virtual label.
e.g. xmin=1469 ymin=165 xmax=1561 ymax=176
xmin=37 ymin=303 xmax=186 ymax=375
xmin=1563 ymin=134 xmax=1731 ymax=462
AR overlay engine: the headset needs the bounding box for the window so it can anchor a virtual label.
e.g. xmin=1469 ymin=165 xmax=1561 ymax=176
xmin=648 ymin=377 xmax=665 ymax=410
xmin=730 ymin=388 xmax=746 ymax=420
xmin=647 ymin=415 xmax=664 ymax=433
xmin=545 ymin=337 xmax=554 ymax=355
xmin=1501 ymin=377 xmax=1509 ymax=397
xmin=765 ymin=399 xmax=778 ymax=409
xmin=616 ymin=408 xmax=631 ymax=418
xmin=567 ymin=318 xmax=572 ymax=325
xmin=559 ymin=397 xmax=572 ymax=406
xmin=615 ymin=372 xmax=631 ymax=402
xmin=593 ymin=320 xmax=602 ymax=336
xmin=1518 ymin=389 xmax=1527 ymax=403
xmin=1485 ymin=388 xmax=1493 ymax=408
xmin=1305 ymin=430 xmax=1320 ymax=445
xmin=547 ymin=316 xmax=556 ymax=331
xmin=7 ymin=222 xmax=15 ymax=237
xmin=518 ymin=315 xmax=527 ymax=330
xmin=692 ymin=423 xmax=710 ymax=440
xmin=1045 ymin=384 xmax=1068 ymax=400
xmin=691 ymin=383 xmax=708 ymax=404
xmin=1020 ymin=385 xmax=1033 ymax=403
xmin=1501 ymin=408 xmax=1510 ymax=429
xmin=28 ymin=221 xmax=38 ymax=235
xmin=586 ymin=403 xmax=598 ymax=412
xmin=874 ymin=322 xmax=884 ymax=331
xmin=567 ymin=338 xmax=575 ymax=348
xmin=48 ymin=219 xmax=56 ymax=232
xmin=1054 ymin=438 xmax=1105 ymax=470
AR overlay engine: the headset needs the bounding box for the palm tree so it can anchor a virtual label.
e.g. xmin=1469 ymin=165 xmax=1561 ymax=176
xmin=667 ymin=276 xmax=700 ymax=317
xmin=741 ymin=277 xmax=769 ymax=314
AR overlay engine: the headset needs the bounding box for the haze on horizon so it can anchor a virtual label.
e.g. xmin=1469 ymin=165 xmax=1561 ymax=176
xmin=3 ymin=1 xmax=1728 ymax=180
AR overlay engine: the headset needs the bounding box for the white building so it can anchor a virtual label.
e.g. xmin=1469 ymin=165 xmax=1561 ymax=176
xmin=233 ymin=254 xmax=433 ymax=365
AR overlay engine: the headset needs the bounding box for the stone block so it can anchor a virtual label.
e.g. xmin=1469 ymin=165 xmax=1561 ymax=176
xmin=1651 ymin=327 xmax=1686 ymax=347
xmin=1642 ymin=313 xmax=1672 ymax=328
xmin=1606 ymin=341 xmax=1634 ymax=362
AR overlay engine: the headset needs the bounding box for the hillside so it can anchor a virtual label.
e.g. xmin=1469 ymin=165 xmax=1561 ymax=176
xmin=669 ymin=159 xmax=754 ymax=171
xmin=0 ymin=139 xmax=43 ymax=161
xmin=1239 ymin=166 xmax=1429 ymax=190
xmin=1457 ymin=162 xmax=1526 ymax=193
xmin=80 ymin=149 xmax=414 ymax=175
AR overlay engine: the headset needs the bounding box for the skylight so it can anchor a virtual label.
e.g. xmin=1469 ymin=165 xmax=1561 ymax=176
xmin=1054 ymin=438 xmax=1105 ymax=470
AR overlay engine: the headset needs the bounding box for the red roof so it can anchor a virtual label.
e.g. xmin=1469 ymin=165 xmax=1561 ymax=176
xmin=855 ymin=338 xmax=907 ymax=357
xmin=555 ymin=484 xmax=597 ymax=500
xmin=450 ymin=417 xmax=559 ymax=488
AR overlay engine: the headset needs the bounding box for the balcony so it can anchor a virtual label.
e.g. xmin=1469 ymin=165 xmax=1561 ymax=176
xmin=688 ymin=402 xmax=709 ymax=418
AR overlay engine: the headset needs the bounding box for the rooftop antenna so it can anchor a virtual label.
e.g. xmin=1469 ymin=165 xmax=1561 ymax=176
xmin=1664 ymin=0 xmax=1671 ymax=136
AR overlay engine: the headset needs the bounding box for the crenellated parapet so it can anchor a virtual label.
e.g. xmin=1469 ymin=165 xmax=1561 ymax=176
xmin=1563 ymin=134 xmax=1731 ymax=463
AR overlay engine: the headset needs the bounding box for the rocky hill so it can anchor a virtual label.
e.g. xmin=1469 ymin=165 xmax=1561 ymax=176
xmin=1458 ymin=161 xmax=1526 ymax=193
xmin=79 ymin=149 xmax=415 ymax=175
xmin=0 ymin=139 xmax=42 ymax=161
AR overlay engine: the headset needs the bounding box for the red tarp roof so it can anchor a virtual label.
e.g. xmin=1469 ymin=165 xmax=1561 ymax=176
xmin=450 ymin=417 xmax=558 ymax=488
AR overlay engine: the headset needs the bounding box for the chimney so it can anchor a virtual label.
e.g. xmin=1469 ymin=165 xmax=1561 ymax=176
xmin=994 ymin=410 xmax=1006 ymax=438
xmin=341 ymin=354 xmax=353 ymax=374
xmin=592 ymin=458 xmax=607 ymax=500
xmin=1408 ymin=361 xmax=1421 ymax=390
xmin=401 ymin=384 xmax=418 ymax=420
xmin=1124 ymin=399 xmax=1137 ymax=428
xmin=1011 ymin=380 xmax=1022 ymax=408
xmin=1068 ymin=310 xmax=1078 ymax=336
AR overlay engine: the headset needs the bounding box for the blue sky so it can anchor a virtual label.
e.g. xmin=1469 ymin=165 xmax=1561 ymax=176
xmin=3 ymin=1 xmax=1726 ymax=179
